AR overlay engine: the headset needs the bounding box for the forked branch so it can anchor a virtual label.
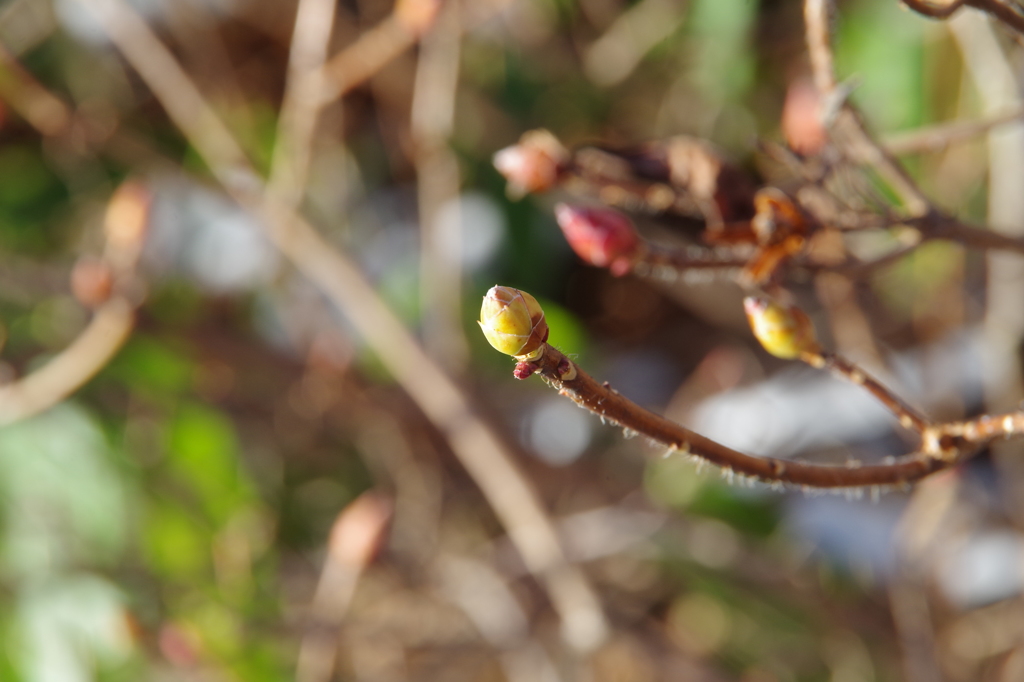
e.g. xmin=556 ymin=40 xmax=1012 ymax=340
xmin=520 ymin=342 xmax=953 ymax=489
xmin=482 ymin=286 xmax=1024 ymax=490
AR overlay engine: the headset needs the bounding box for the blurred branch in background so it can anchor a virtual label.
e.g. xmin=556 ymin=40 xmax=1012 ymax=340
xmin=77 ymin=0 xmax=608 ymax=655
xmin=903 ymin=0 xmax=1024 ymax=35
xmin=412 ymin=0 xmax=466 ymax=368
xmin=0 ymin=180 xmax=146 ymax=425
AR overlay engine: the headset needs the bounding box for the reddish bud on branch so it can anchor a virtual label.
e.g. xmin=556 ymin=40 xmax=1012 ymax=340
xmin=493 ymin=129 xmax=569 ymax=198
xmin=554 ymin=203 xmax=641 ymax=277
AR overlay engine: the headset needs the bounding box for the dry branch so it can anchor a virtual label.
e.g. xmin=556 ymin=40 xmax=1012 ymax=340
xmin=76 ymin=0 xmax=609 ymax=652
xmin=519 ymin=343 xmax=953 ymax=489
xmin=902 ymin=0 xmax=1024 ymax=35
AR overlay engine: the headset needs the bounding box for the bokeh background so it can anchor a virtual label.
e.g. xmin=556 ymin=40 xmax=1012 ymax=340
xmin=0 ymin=0 xmax=1022 ymax=680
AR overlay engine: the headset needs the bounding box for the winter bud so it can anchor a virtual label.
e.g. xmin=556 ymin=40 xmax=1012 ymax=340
xmin=70 ymin=256 xmax=114 ymax=309
xmin=395 ymin=0 xmax=441 ymax=35
xmin=743 ymin=296 xmax=821 ymax=360
xmin=478 ymin=285 xmax=549 ymax=359
xmin=104 ymin=180 xmax=151 ymax=269
xmin=554 ymin=203 xmax=641 ymax=277
xmin=493 ymin=129 xmax=569 ymax=198
xmin=782 ymin=80 xmax=826 ymax=156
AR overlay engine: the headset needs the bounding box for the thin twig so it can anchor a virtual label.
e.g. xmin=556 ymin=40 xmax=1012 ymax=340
xmin=516 ymin=342 xmax=1024 ymax=487
xmin=804 ymin=0 xmax=931 ymax=215
xmin=634 ymin=243 xmax=748 ymax=279
xmin=884 ymin=106 xmax=1024 ymax=155
xmin=903 ymin=0 xmax=1024 ymax=35
xmin=901 ymin=0 xmax=964 ymax=20
xmin=296 ymin=493 xmax=392 ymax=682
xmin=319 ymin=13 xmax=420 ymax=104
xmin=267 ymin=0 xmax=338 ymax=208
xmin=0 ymin=43 xmax=71 ymax=136
xmin=818 ymin=353 xmax=931 ymax=432
xmin=950 ymin=9 xmax=1024 ymax=521
xmin=922 ymin=214 xmax=1024 ymax=255
xmin=0 ymin=297 xmax=133 ymax=425
xmin=76 ymin=0 xmax=609 ymax=652
xmin=0 ymin=178 xmax=148 ymax=425
xmin=412 ymin=0 xmax=467 ymax=369
xmin=818 ymin=243 xmax=921 ymax=276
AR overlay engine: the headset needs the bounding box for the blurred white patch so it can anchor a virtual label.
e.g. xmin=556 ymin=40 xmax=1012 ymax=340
xmin=54 ymin=0 xmax=167 ymax=45
xmin=689 ymin=329 xmax=985 ymax=456
xmin=938 ymin=531 xmax=1024 ymax=609
xmin=146 ymin=175 xmax=279 ymax=292
xmin=435 ymin=191 xmax=505 ymax=272
xmin=0 ymin=406 xmax=127 ymax=578
xmin=786 ymin=496 xmax=903 ymax=577
xmin=690 ymin=367 xmax=890 ymax=456
xmin=558 ymin=507 xmax=665 ymax=561
xmin=18 ymin=576 xmax=134 ymax=682
xmin=524 ymin=397 xmax=592 ymax=466
xmin=185 ymin=204 xmax=277 ymax=291
xmin=687 ymin=518 xmax=741 ymax=568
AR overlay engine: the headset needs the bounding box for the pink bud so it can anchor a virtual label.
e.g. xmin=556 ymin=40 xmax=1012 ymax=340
xmin=394 ymin=0 xmax=441 ymax=35
xmin=327 ymin=492 xmax=393 ymax=569
xmin=782 ymin=80 xmax=825 ymax=156
xmin=554 ymin=204 xmax=641 ymax=277
xmin=493 ymin=129 xmax=568 ymax=198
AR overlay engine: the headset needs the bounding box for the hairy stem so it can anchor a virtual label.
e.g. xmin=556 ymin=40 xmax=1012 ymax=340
xmin=525 ymin=344 xmax=957 ymax=489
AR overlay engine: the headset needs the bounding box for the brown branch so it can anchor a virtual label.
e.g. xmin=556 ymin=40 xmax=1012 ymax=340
xmin=804 ymin=0 xmax=931 ymax=215
xmin=913 ymin=213 xmax=1024 ymax=255
xmin=411 ymin=0 xmax=467 ymax=369
xmin=521 ymin=344 xmax=958 ymax=489
xmin=0 ymin=179 xmax=148 ymax=425
xmin=267 ymin=0 xmax=338 ymax=208
xmin=320 ymin=15 xmax=417 ymax=103
xmin=817 ymin=243 xmax=921 ymax=276
xmin=884 ymin=107 xmax=1024 ymax=155
xmin=901 ymin=0 xmax=964 ymax=20
xmin=296 ymin=493 xmax=392 ymax=682
xmin=967 ymin=0 xmax=1024 ymax=34
xmin=638 ymin=244 xmax=749 ymax=274
xmin=0 ymin=296 xmax=133 ymax=425
xmin=0 ymin=43 xmax=72 ymax=136
xmin=903 ymin=0 xmax=1024 ymax=35
xmin=76 ymin=0 xmax=609 ymax=652
xmin=818 ymin=353 xmax=931 ymax=432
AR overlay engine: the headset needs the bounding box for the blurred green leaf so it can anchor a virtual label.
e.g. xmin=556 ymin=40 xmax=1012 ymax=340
xmin=167 ymin=403 xmax=253 ymax=525
xmin=143 ymin=501 xmax=209 ymax=579
xmin=0 ymin=406 xmax=128 ymax=579
xmin=108 ymin=336 xmax=194 ymax=402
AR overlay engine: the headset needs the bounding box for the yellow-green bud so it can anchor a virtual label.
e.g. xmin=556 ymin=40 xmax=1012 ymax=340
xmin=743 ymin=296 xmax=821 ymax=360
xmin=479 ymin=286 xmax=549 ymax=359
